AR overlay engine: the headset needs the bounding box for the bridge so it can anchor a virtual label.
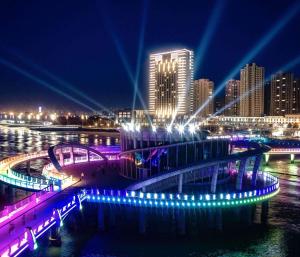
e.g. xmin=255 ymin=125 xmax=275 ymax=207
xmin=0 ymin=143 xmax=116 ymax=257
xmin=0 ymin=134 xmax=282 ymax=257
xmin=264 ymin=148 xmax=300 ymax=164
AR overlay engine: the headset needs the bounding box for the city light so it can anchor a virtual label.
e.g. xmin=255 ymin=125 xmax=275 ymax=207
xmin=177 ymin=124 xmax=184 ymax=134
xmin=186 ymin=1 xmax=300 ymax=127
xmin=188 ymin=123 xmax=196 ymax=134
xmin=166 ymin=125 xmax=172 ymax=133
xmin=152 ymin=125 xmax=157 ymax=133
xmin=0 ymin=57 xmax=97 ymax=112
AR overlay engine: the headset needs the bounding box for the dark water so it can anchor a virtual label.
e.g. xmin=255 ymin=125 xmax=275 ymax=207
xmin=0 ymin=126 xmax=300 ymax=257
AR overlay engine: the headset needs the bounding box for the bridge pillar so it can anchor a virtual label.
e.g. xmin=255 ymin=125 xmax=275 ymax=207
xmin=26 ymin=161 xmax=31 ymax=175
xmin=178 ymin=174 xmax=183 ymax=193
xmin=59 ymin=150 xmax=64 ymax=166
xmin=109 ymin=207 xmax=116 ymax=228
xmin=210 ymin=164 xmax=219 ymax=193
xmin=97 ymin=205 xmax=105 ymax=231
xmin=216 ymin=209 xmax=223 ymax=231
xmin=261 ymin=200 xmax=269 ymax=224
xmin=70 ymin=147 xmax=74 ymax=164
xmin=290 ymin=154 xmax=295 ymax=164
xmin=236 ymin=158 xmax=247 ymax=191
xmin=264 ymin=153 xmax=270 ymax=165
xmin=8 ymin=186 xmax=16 ymax=202
xmin=0 ymin=183 xmax=6 ymax=195
xmin=251 ymin=155 xmax=262 ymax=187
xmin=49 ymin=225 xmax=62 ymax=246
xmin=176 ymin=209 xmax=186 ymax=235
xmin=26 ymin=227 xmax=38 ymax=251
xmin=87 ymin=150 xmax=90 ymax=162
xmin=75 ymin=194 xmax=82 ymax=210
xmin=139 ymin=208 xmax=147 ymax=235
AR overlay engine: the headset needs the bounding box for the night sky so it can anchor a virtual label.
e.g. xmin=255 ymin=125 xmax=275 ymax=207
xmin=0 ymin=0 xmax=300 ymax=112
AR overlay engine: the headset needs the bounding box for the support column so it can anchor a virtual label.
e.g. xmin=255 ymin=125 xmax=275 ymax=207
xmin=176 ymin=209 xmax=186 ymax=235
xmin=264 ymin=153 xmax=270 ymax=165
xmin=216 ymin=209 xmax=223 ymax=231
xmin=178 ymin=173 xmax=183 ymax=193
xmin=0 ymin=183 xmax=5 ymax=195
xmin=26 ymin=227 xmax=38 ymax=250
xmin=8 ymin=186 xmax=16 ymax=202
xmin=109 ymin=207 xmax=116 ymax=228
xmin=87 ymin=150 xmax=90 ymax=162
xmin=70 ymin=147 xmax=74 ymax=164
xmin=50 ymin=209 xmax=62 ymax=246
xmin=210 ymin=164 xmax=219 ymax=193
xmin=139 ymin=208 xmax=146 ymax=235
xmin=290 ymin=154 xmax=295 ymax=164
xmin=59 ymin=150 xmax=64 ymax=166
xmin=261 ymin=200 xmax=269 ymax=224
xmin=251 ymin=155 xmax=262 ymax=187
xmin=97 ymin=205 xmax=105 ymax=231
xmin=236 ymin=158 xmax=247 ymax=191
xmin=26 ymin=161 xmax=30 ymax=175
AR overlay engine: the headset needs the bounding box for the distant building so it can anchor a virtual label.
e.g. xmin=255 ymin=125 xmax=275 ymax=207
xmin=270 ymin=72 xmax=295 ymax=115
xmin=294 ymin=78 xmax=300 ymax=113
xmin=115 ymin=109 xmax=150 ymax=126
xmin=215 ymin=97 xmax=224 ymax=115
xmin=224 ymin=79 xmax=240 ymax=116
xmin=149 ymin=49 xmax=194 ymax=120
xmin=264 ymin=81 xmax=271 ymax=116
xmin=240 ymin=63 xmax=264 ymax=117
xmin=219 ymin=114 xmax=300 ymax=127
xmin=116 ymin=109 xmax=132 ymax=124
xmin=192 ymin=79 xmax=214 ymax=117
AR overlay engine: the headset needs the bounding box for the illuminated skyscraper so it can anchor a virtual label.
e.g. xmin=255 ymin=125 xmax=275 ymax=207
xmin=149 ymin=49 xmax=194 ymax=119
xmin=240 ymin=63 xmax=264 ymax=117
xmin=192 ymin=79 xmax=214 ymax=117
xmin=224 ymin=79 xmax=240 ymax=116
xmin=270 ymin=72 xmax=295 ymax=115
xmin=295 ymin=79 xmax=300 ymax=113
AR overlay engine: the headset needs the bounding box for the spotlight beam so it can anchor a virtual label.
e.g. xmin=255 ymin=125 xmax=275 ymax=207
xmin=194 ymin=0 xmax=225 ymax=73
xmin=0 ymin=57 xmax=96 ymax=112
xmin=101 ymin=11 xmax=152 ymax=125
xmin=132 ymin=0 xmax=148 ymax=112
xmin=210 ymin=54 xmax=300 ymax=118
xmin=2 ymin=48 xmax=112 ymax=114
xmin=186 ymin=1 xmax=300 ymax=127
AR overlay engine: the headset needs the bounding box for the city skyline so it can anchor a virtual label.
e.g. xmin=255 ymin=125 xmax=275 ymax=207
xmin=0 ymin=0 xmax=300 ymax=111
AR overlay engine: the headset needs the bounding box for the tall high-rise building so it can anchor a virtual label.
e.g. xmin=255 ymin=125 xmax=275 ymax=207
xmin=192 ymin=79 xmax=214 ymax=117
xmin=264 ymin=81 xmax=271 ymax=116
xmin=149 ymin=49 xmax=194 ymax=119
xmin=270 ymin=72 xmax=295 ymax=115
xmin=294 ymin=78 xmax=300 ymax=113
xmin=215 ymin=96 xmax=224 ymax=115
xmin=224 ymin=79 xmax=240 ymax=116
xmin=240 ymin=63 xmax=264 ymax=117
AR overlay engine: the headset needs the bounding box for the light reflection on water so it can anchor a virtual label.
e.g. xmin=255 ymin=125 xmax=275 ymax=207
xmin=0 ymin=127 xmax=299 ymax=257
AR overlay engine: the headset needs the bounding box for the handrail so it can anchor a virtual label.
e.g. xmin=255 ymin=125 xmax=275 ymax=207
xmin=127 ymin=141 xmax=270 ymax=191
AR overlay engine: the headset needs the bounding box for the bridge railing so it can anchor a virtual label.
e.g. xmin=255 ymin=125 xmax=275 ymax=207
xmin=0 ymin=191 xmax=86 ymax=257
xmin=86 ymin=171 xmax=279 ymax=208
xmin=0 ymin=174 xmax=48 ymax=190
xmin=0 ymin=186 xmax=52 ymax=226
xmin=10 ymin=168 xmax=50 ymax=185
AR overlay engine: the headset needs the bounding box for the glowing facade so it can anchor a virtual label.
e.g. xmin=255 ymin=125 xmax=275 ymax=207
xmin=295 ymin=79 xmax=300 ymax=113
xmin=240 ymin=63 xmax=264 ymax=117
xmin=225 ymin=79 xmax=240 ymax=116
xmin=192 ymin=79 xmax=214 ymax=117
xmin=270 ymin=72 xmax=296 ymax=115
xmin=149 ymin=49 xmax=194 ymax=119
